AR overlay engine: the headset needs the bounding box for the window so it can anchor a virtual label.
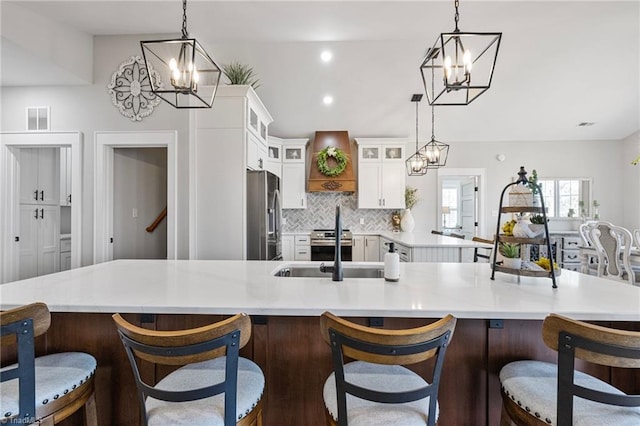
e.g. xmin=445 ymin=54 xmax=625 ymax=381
xmin=537 ymin=178 xmax=591 ymax=218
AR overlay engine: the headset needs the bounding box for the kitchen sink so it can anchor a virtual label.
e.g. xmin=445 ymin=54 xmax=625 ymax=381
xmin=273 ymin=264 xmax=384 ymax=278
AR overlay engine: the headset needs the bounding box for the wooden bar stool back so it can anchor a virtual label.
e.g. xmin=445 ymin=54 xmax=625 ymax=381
xmin=320 ymin=312 xmax=457 ymax=426
xmin=112 ymin=313 xmax=264 ymax=426
xmin=0 ymin=302 xmax=97 ymax=426
xmin=500 ymin=313 xmax=640 ymax=425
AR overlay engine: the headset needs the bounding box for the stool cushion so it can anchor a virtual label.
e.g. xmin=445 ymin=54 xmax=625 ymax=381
xmin=323 ymin=361 xmax=438 ymax=426
xmin=1 ymin=352 xmax=96 ymax=419
xmin=146 ymin=356 xmax=264 ymax=426
xmin=500 ymin=360 xmax=640 ymax=425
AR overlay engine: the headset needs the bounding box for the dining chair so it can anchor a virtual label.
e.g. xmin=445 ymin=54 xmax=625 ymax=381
xmin=578 ymin=222 xmax=599 ymax=275
xmin=0 ymin=302 xmax=98 ymax=425
xmin=320 ymin=311 xmax=457 ymax=426
xmin=112 ymin=312 xmax=264 ymax=426
xmin=500 ymin=313 xmax=640 ymax=425
xmin=589 ymin=222 xmax=639 ymax=285
xmin=472 ymin=236 xmax=493 ymax=262
xmin=634 ymin=229 xmax=640 ymax=248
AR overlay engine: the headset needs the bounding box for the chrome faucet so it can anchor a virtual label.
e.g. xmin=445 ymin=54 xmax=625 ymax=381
xmin=318 ymin=204 xmax=344 ymax=281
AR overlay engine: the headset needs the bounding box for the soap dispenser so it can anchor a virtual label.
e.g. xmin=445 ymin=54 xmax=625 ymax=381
xmin=384 ymin=242 xmax=400 ymax=282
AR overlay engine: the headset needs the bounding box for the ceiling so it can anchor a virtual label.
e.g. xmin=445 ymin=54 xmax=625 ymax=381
xmin=2 ymin=1 xmax=639 ymax=143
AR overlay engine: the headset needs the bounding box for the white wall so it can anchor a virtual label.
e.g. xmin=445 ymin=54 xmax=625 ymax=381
xmin=622 ymin=130 xmax=640 ymax=231
xmin=0 ymin=35 xmax=191 ymax=265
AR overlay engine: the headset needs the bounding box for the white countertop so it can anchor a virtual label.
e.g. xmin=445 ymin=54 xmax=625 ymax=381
xmin=1 ymin=260 xmax=638 ymax=321
xmin=378 ymin=232 xmax=491 ymax=249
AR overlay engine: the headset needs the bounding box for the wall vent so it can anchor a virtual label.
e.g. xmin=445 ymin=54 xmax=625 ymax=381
xmin=26 ymin=106 xmax=50 ymax=131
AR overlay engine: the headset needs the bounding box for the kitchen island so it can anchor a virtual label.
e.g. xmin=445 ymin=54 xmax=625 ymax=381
xmin=1 ymin=260 xmax=639 ymax=425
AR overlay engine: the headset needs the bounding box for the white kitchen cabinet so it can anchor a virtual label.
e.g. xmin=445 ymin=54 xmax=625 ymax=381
xmin=266 ymin=137 xmax=282 ymax=178
xmin=59 ymin=147 xmax=72 ymax=206
xmin=355 ymin=138 xmax=406 ymax=209
xmin=192 ymin=85 xmax=273 ymax=260
xmin=282 ymin=235 xmax=294 ymax=261
xmin=19 ymin=204 xmax=60 ymax=279
xmin=294 ymin=235 xmax=311 ymax=261
xmin=280 ymin=139 xmax=308 ymax=209
xmin=354 ymin=235 xmax=380 ymax=261
xmin=19 ymin=147 xmax=60 ymax=205
xmin=352 ymin=236 xmax=365 ymax=261
xmin=364 ymin=236 xmax=380 ymax=261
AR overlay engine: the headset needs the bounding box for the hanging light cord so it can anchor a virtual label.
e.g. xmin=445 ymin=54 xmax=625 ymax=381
xmin=431 ymin=60 xmax=436 ymax=141
xmin=415 ymin=101 xmax=420 ymax=151
xmin=454 ymin=0 xmax=460 ymax=32
xmin=181 ymin=0 xmax=189 ymax=38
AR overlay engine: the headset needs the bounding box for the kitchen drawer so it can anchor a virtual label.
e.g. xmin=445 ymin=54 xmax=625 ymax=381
xmin=294 ymin=247 xmax=311 ymax=261
xmin=562 ymin=250 xmax=580 ymax=263
xmin=562 ymin=237 xmax=582 ymax=249
xmin=60 ymin=238 xmax=71 ymax=253
xmin=295 ymin=235 xmax=310 ymax=245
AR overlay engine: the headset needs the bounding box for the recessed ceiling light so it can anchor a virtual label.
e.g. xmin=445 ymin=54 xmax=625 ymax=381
xmin=578 ymin=122 xmax=595 ymax=127
xmin=320 ymin=50 xmax=333 ymax=63
xmin=323 ymin=95 xmax=333 ymax=105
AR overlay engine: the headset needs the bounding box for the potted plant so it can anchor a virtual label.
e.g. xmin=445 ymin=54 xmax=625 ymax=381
xmin=222 ymin=61 xmax=261 ymax=89
xmin=499 ymin=242 xmax=521 ymax=269
xmin=527 ymin=169 xmax=542 ymax=206
xmin=528 ymin=213 xmax=547 ymax=236
xmin=401 ymin=187 xmax=419 ymax=232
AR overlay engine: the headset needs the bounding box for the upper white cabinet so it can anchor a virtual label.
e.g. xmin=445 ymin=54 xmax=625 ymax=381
xmin=280 ymin=138 xmax=308 ymax=209
xmin=192 ymin=85 xmax=274 ymax=260
xmin=19 ymin=148 xmax=60 ymax=205
xmin=59 ymin=147 xmax=72 ymax=206
xmin=266 ymin=137 xmax=282 ymax=178
xmin=355 ymin=138 xmax=406 ymax=209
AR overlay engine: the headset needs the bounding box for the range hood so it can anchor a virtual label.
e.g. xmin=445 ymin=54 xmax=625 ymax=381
xmin=308 ymin=131 xmax=357 ymax=192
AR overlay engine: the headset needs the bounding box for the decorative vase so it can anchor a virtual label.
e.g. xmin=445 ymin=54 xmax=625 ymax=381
xmin=503 ymin=257 xmax=522 ymax=270
xmin=400 ymin=208 xmax=415 ymax=232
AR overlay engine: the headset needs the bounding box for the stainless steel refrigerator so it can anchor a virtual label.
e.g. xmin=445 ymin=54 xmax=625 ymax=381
xmin=247 ymin=170 xmax=282 ymax=260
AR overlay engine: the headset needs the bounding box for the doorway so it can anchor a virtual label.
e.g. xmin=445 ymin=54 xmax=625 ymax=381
xmin=113 ymin=147 xmax=168 ymax=260
xmin=94 ymin=131 xmax=177 ymax=264
xmin=0 ymin=132 xmax=82 ymax=284
xmin=437 ymin=168 xmax=487 ymax=240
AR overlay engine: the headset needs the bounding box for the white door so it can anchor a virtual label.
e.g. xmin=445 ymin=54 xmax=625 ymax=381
xmin=460 ymin=178 xmax=477 ymax=240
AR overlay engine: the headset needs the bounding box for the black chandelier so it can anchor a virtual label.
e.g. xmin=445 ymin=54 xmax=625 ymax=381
xmin=140 ymin=0 xmax=221 ymax=108
xmin=406 ymin=94 xmax=429 ymax=176
xmin=419 ymin=0 xmax=501 ymax=106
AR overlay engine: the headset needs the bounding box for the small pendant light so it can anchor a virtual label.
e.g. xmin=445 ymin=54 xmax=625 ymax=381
xmin=405 ymin=94 xmax=429 ymax=176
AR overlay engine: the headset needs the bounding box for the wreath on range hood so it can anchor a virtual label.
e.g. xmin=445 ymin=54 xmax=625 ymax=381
xmin=317 ymin=146 xmax=348 ymax=177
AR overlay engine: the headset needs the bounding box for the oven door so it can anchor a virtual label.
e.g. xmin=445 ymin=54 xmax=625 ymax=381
xmin=310 ymin=244 xmax=352 ymax=262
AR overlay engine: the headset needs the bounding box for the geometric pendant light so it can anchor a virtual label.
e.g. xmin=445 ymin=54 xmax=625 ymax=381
xmin=419 ymin=0 xmax=501 ymax=106
xmin=406 ymin=94 xmax=429 ymax=176
xmin=419 ymin=98 xmax=449 ymax=170
xmin=141 ymin=0 xmax=221 ymax=108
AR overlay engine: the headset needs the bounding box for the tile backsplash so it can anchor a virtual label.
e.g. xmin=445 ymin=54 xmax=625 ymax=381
xmin=282 ymin=192 xmax=397 ymax=232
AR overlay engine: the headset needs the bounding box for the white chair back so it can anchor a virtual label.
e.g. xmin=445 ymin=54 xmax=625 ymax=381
xmin=634 ymin=229 xmax=640 ymax=249
xmin=589 ymin=222 xmax=635 ymax=285
xmin=578 ymin=223 xmax=595 ymax=247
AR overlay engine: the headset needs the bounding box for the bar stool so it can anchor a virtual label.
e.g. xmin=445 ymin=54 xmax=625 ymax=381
xmin=472 ymin=237 xmax=493 ymax=262
xmin=499 ymin=313 xmax=640 ymax=425
xmin=0 ymin=302 xmax=97 ymax=425
xmin=112 ymin=313 xmax=264 ymax=426
xmin=320 ymin=312 xmax=457 ymax=426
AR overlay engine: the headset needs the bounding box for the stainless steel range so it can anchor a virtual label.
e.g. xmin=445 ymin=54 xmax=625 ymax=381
xmin=310 ymin=229 xmax=353 ymax=262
